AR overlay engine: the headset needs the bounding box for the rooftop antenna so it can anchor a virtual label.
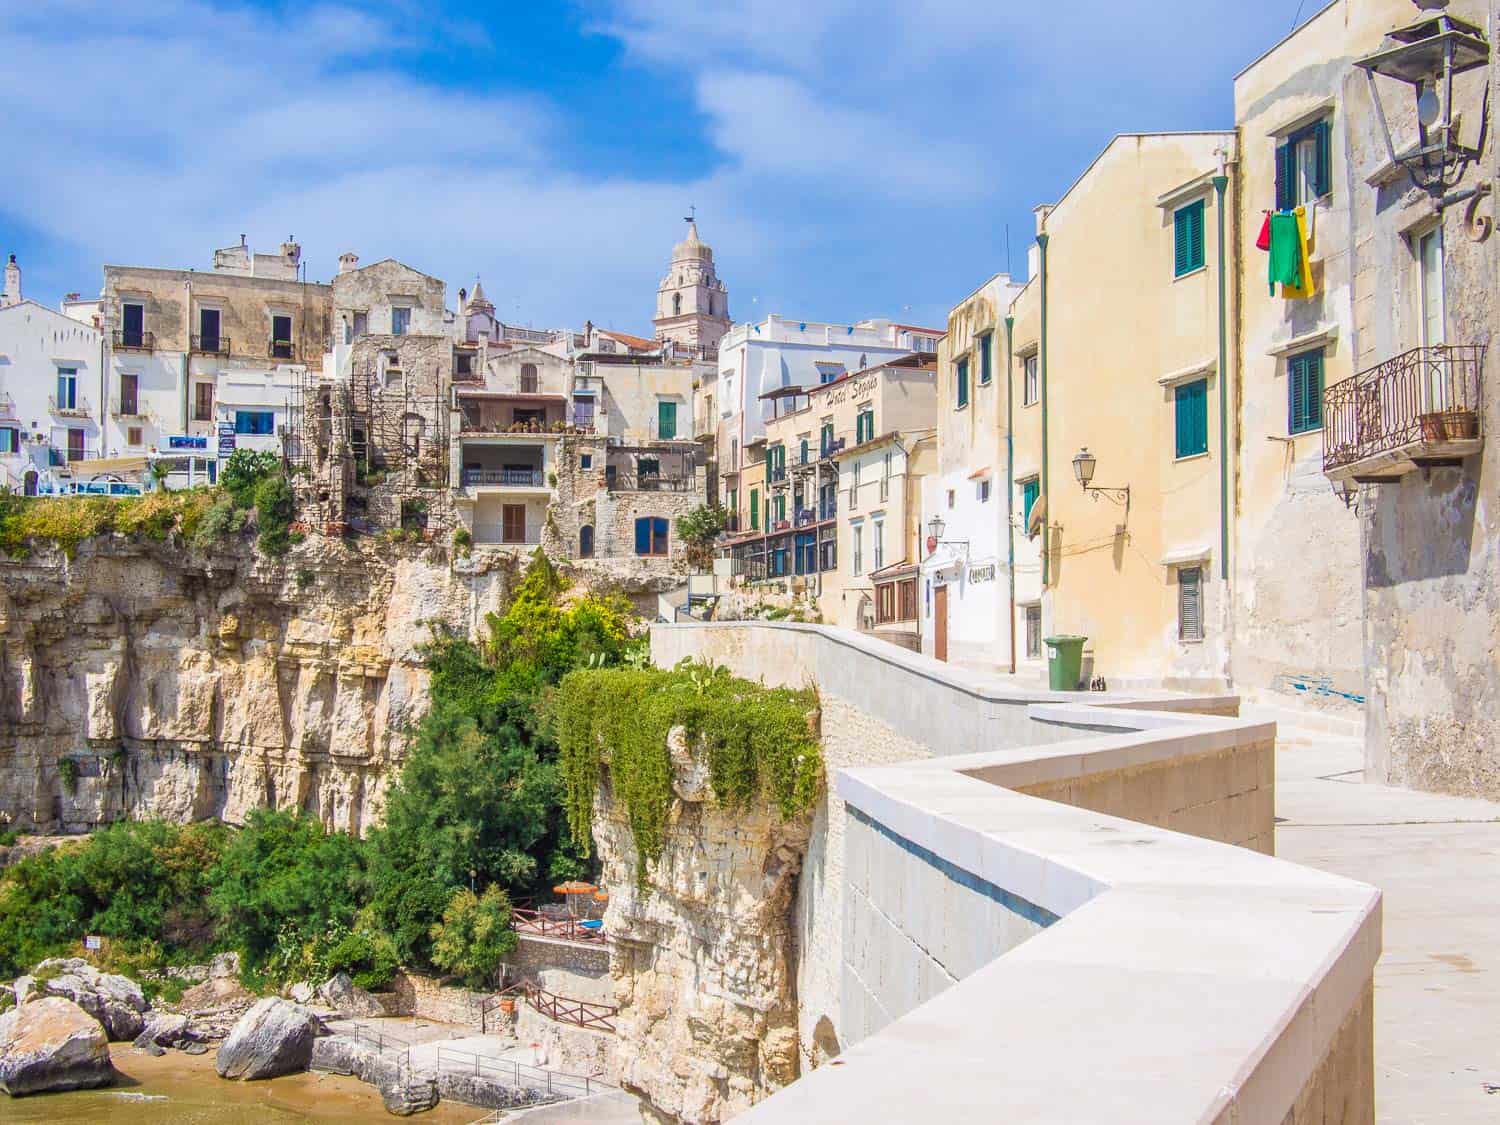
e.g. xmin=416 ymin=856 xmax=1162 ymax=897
xmin=684 ymin=205 xmax=697 ymax=224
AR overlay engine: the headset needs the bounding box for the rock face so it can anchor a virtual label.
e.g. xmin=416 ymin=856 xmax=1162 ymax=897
xmin=0 ymin=996 xmax=114 ymax=1096
xmin=215 ymin=997 xmax=320 ymax=1080
xmin=593 ymin=730 xmax=816 ymax=1124
xmin=32 ymin=958 xmax=149 ymax=1041
xmin=316 ymin=972 xmax=383 ymax=1018
xmin=0 ymin=536 xmax=524 ymax=836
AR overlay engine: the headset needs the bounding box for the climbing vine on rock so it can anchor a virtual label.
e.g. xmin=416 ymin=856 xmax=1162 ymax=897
xmin=552 ymin=661 xmax=822 ymax=883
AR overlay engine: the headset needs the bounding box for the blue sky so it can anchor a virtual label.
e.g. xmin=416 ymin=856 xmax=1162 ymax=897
xmin=2 ymin=1 xmax=1325 ymax=333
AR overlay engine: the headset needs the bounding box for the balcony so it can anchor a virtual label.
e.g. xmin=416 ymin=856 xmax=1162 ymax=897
xmin=269 ymin=337 xmax=296 ymax=361
xmin=49 ymin=394 xmax=92 ymax=419
xmin=1323 ymin=345 xmax=1486 ymax=483
xmin=0 ymin=393 xmax=16 ymax=420
xmin=110 ymin=398 xmax=149 ymax=419
xmin=192 ymin=334 xmax=231 ymax=357
xmin=462 ymin=468 xmax=547 ymax=488
xmin=605 ymin=468 xmax=696 ymax=492
xmin=112 ymin=330 xmax=154 ymax=352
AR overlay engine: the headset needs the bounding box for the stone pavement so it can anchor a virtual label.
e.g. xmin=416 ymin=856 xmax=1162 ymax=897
xmin=1274 ymin=728 xmax=1500 ymax=1124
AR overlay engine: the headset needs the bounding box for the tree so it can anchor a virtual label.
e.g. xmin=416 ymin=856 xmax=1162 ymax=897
xmin=676 ymin=504 xmax=728 ymax=569
xmin=428 ymin=886 xmax=517 ymax=988
xmin=219 ymin=449 xmax=280 ymax=509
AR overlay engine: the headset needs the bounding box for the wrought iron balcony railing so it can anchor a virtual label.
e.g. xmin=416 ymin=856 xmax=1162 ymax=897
xmin=462 ymin=468 xmax=546 ymax=487
xmin=49 ymin=394 xmax=92 ymax=418
xmin=1324 ymin=344 xmax=1485 ymax=477
xmin=192 ymin=334 xmax=231 ymax=357
xmin=269 ymin=337 xmax=296 ymax=360
xmin=113 ymin=330 xmax=154 ymax=352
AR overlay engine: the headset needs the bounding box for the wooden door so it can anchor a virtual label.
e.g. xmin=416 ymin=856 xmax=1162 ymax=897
xmin=502 ymin=504 xmax=526 ymax=544
xmin=934 ymin=584 xmax=948 ymax=662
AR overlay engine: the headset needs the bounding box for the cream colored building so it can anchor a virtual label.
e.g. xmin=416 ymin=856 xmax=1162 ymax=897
xmin=926 ymin=134 xmax=1237 ymax=688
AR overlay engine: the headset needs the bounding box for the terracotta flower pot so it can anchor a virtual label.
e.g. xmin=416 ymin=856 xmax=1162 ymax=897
xmin=1419 ymin=413 xmax=1446 ymax=442
xmin=1440 ymin=410 xmax=1478 ymax=440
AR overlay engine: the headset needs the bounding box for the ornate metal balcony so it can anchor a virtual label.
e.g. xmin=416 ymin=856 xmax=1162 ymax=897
xmin=112 ymin=330 xmax=154 ymax=352
xmin=49 ymin=394 xmax=92 ymax=418
xmin=462 ymin=468 xmax=546 ymax=487
xmin=191 ymin=334 xmax=231 ymax=357
xmin=1323 ymin=344 xmax=1485 ymax=482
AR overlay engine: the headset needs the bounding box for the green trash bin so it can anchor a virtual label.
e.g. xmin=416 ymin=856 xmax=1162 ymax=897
xmin=1044 ymin=635 xmax=1088 ymax=692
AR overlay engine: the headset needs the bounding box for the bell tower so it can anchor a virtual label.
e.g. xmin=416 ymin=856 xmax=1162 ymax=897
xmin=653 ymin=212 xmax=730 ymax=355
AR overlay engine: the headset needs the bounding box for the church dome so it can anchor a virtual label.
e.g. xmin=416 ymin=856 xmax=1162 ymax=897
xmin=672 ymin=220 xmax=714 ymax=264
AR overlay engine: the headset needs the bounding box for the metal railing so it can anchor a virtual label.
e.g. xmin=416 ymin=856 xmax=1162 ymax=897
xmin=462 ymin=468 xmax=545 ymax=487
xmin=1324 ymin=344 xmax=1485 ymax=473
xmin=191 ymin=334 xmax=231 ymax=357
xmin=434 ymin=1044 xmax=604 ymax=1098
xmin=606 ymin=469 xmax=695 ymax=492
xmin=112 ymin=329 xmax=154 ymax=352
xmin=269 ymin=337 xmax=296 ymax=360
xmin=110 ymin=398 xmax=148 ymax=418
xmin=48 ymin=394 xmax=92 ymax=417
xmin=457 ymin=417 xmax=579 ymax=435
xmin=510 ymin=907 xmax=608 ymax=945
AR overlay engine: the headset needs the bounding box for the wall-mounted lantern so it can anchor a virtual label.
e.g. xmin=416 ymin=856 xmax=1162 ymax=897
xmin=1355 ymin=4 xmax=1491 ymax=205
xmin=926 ymin=513 xmax=968 ymax=561
xmin=1072 ymin=446 xmax=1130 ymax=511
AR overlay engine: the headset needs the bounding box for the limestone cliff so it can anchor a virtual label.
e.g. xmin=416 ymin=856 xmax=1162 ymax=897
xmin=594 ymin=729 xmax=814 ymax=1123
xmin=0 ymin=535 xmax=523 ymax=834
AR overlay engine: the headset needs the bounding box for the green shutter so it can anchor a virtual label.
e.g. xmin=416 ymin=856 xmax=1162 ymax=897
xmin=750 ymin=488 xmax=760 ymax=530
xmin=957 ymin=359 xmax=969 ymax=408
xmin=658 ymin=400 xmax=677 ymax=439
xmin=1175 ymin=379 xmax=1208 ymax=458
xmin=1022 ymin=479 xmax=1039 ymax=524
xmin=1313 ymin=119 xmax=1332 ymax=199
xmin=1175 ymin=201 xmax=1204 ymax=277
xmin=979 ymin=334 xmax=992 ymax=384
xmin=1288 ymin=350 xmax=1324 ymax=434
xmin=1274 ymin=141 xmax=1293 ymax=211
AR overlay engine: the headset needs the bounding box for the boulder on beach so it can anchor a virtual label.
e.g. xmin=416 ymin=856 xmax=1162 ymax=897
xmin=0 ymin=996 xmax=115 ymax=1096
xmin=32 ymin=959 xmax=149 ymax=1042
xmin=133 ymin=1011 xmax=191 ymax=1050
xmin=316 ymin=972 xmax=384 ymax=1018
xmin=215 ymin=997 xmax=319 ymax=1080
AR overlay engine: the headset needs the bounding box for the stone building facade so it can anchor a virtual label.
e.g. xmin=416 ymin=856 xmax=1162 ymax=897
xmin=652 ymin=219 xmax=731 ymax=355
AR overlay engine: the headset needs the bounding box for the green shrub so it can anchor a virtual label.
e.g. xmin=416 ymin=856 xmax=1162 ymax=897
xmin=552 ymin=661 xmax=821 ymax=883
xmin=220 ymin=450 xmax=281 ymax=509
xmin=253 ymin=473 xmax=296 ymax=556
xmin=428 ymin=886 xmax=517 ymax=989
xmin=192 ymin=494 xmax=247 ymax=550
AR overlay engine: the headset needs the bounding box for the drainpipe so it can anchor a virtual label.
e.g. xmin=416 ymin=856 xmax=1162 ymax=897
xmin=1037 ymin=232 xmax=1051 ymax=587
xmin=1213 ymin=171 xmax=1230 ymax=583
xmin=1004 ymin=314 xmax=1017 ymax=674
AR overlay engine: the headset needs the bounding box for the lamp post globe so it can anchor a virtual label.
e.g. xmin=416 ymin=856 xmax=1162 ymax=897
xmin=1072 ymin=447 xmax=1097 ymax=488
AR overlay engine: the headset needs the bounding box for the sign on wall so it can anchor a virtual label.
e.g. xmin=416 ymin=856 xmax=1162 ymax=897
xmin=217 ymin=423 xmax=236 ymax=458
xmin=969 ymin=564 xmax=996 ymax=583
xmin=166 ymin=434 xmax=208 ymax=450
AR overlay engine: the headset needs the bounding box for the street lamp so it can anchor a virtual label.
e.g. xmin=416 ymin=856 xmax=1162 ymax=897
xmin=1072 ymin=446 xmax=1130 ymax=510
xmin=927 ymin=514 xmax=946 ymax=541
xmin=925 ymin=513 xmax=967 ymax=560
xmin=1355 ymin=4 xmax=1491 ymax=203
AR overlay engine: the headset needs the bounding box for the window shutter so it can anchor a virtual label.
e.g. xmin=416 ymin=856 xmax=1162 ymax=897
xmin=1289 ymin=355 xmax=1306 ymax=433
xmin=1274 ymin=141 xmax=1292 ymax=211
xmin=653 ymin=518 xmax=668 ymax=554
xmin=1178 ymin=567 xmax=1203 ymax=641
xmin=635 ymin=518 xmax=650 ymax=555
xmin=1314 ymin=119 xmax=1332 ymax=199
xmin=1190 ymin=203 xmax=1204 ymax=271
xmin=1307 ymin=351 xmax=1323 ymax=429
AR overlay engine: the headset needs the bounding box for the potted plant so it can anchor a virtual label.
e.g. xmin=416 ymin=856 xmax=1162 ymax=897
xmin=1440 ymin=409 xmax=1479 ymax=440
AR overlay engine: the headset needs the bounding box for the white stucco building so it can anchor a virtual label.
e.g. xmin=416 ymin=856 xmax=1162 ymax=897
xmin=0 ymin=256 xmax=107 ymax=494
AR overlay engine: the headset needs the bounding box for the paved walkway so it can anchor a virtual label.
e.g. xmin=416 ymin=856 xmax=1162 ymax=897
xmin=1274 ymin=729 xmax=1500 ymax=1124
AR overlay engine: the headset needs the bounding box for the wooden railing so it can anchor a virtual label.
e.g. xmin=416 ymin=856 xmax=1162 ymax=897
xmin=499 ymin=978 xmax=618 ymax=1034
xmin=510 ymin=907 xmax=608 ymax=945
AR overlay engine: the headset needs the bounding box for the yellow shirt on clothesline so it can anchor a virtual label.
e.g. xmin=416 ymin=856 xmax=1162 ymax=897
xmin=1283 ymin=205 xmax=1317 ymax=300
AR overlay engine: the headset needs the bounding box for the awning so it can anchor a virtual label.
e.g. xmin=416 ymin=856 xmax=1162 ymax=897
xmin=69 ymin=455 xmax=149 ymax=477
xmin=1026 ymin=495 xmax=1047 ymax=539
xmin=1160 ymin=544 xmax=1213 ymax=568
xmin=967 ymin=466 xmax=991 ymax=480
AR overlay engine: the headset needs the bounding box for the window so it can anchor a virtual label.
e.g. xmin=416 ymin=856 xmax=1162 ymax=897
xmin=121 ymin=303 xmax=144 ymax=347
xmin=0 ymin=428 xmax=15 ymax=454
xmin=856 ymin=407 xmax=874 ymax=444
xmin=502 ymin=504 xmax=527 ymax=544
xmin=579 ymin=525 xmax=595 ymax=558
xmin=67 ymin=428 xmax=86 ymax=461
xmin=977 ymin=477 xmax=992 ymax=502
xmin=580 ymin=453 xmax=593 ymax=470
xmin=774 ymin=494 xmax=786 ymax=524
xmin=799 ymin=436 xmax=810 ymax=464
xmin=658 ymin=400 xmax=678 ymax=440
xmin=1174 ymin=200 xmax=1205 ymax=277
xmin=1178 ymin=566 xmax=1204 ymax=642
xmin=978 ymin=332 xmax=993 ymax=384
xmin=194 ymin=382 xmax=215 ymax=422
xmin=1288 ymin=348 xmax=1324 ymax=435
xmin=199 ymin=308 xmax=222 ymax=351
xmin=271 ymin=315 xmax=293 ymax=358
xmin=1276 ymin=118 xmax=1332 ymax=210
xmin=1021 ymin=478 xmax=1040 ymax=526
xmin=1174 ymin=378 xmax=1209 ymax=458
xmin=1023 ymin=353 xmax=1039 ymax=405
xmin=727 ymin=488 xmax=738 ymax=518
xmin=119 ymin=373 xmax=139 ymax=416
xmin=851 ymin=522 xmax=864 ymax=575
xmin=820 ymin=535 xmax=837 ymax=571
xmin=749 ymin=487 xmax=760 ymax=530
xmin=672 ymin=293 xmax=682 ymax=316
xmin=946 ymin=489 xmax=955 ymax=509
xmin=816 ymin=363 xmax=844 ymax=385
xmin=872 ymin=517 xmax=884 ymax=571
xmin=56 ymin=366 xmax=77 ymax=410
xmin=519 ymin=363 xmax=538 ymax=393
xmin=876 ymin=583 xmax=896 ymax=624
xmin=455 ymin=352 xmax=473 ymax=377
xmin=127 ymin=426 xmax=143 ymax=446
xmin=820 ymin=420 xmax=834 ymax=455
xmin=352 ymin=311 xmax=368 ymax=339
xmin=235 ymin=410 xmax=275 ymax=435
xmin=956 ymin=357 xmax=969 ymax=408
xmin=899 ymin=578 xmax=917 ymax=621
xmin=635 ymin=516 xmax=669 ymax=556
xmin=391 ymin=306 xmax=411 ymax=336
xmin=795 ymin=532 xmax=817 ymax=574
xmin=1025 ymin=605 xmax=1042 ymax=658
xmin=1418 ymin=226 xmax=1445 ymax=350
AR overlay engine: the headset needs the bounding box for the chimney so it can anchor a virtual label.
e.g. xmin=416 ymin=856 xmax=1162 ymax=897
xmin=2 ymin=254 xmax=20 ymax=308
xmin=338 ymin=251 xmax=360 ymax=274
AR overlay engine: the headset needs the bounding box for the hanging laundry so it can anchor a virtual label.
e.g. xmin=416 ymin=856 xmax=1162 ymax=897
xmin=1268 ymin=211 xmax=1302 ymax=294
xmin=1282 ymin=206 xmax=1317 ymax=299
xmin=1255 ymin=212 xmax=1272 ymax=252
